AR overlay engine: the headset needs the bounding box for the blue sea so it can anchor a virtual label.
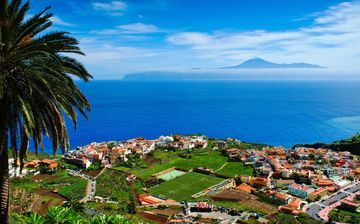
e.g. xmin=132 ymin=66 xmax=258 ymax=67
xmin=41 ymin=80 xmax=360 ymax=153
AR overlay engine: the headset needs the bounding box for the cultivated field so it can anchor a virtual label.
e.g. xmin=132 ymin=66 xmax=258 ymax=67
xmin=148 ymin=172 xmax=224 ymax=201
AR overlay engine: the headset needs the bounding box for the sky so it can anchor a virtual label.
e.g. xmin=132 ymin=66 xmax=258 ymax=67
xmin=29 ymin=0 xmax=360 ymax=79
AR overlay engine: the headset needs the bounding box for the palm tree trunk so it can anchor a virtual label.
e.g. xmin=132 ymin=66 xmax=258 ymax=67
xmin=0 ymin=144 xmax=9 ymax=224
xmin=19 ymin=129 xmax=29 ymax=173
xmin=0 ymin=100 xmax=10 ymax=224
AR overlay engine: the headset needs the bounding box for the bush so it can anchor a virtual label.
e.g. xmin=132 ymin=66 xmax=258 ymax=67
xmin=12 ymin=206 xmax=139 ymax=224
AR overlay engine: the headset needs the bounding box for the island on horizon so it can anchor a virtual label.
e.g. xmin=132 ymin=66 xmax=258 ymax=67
xmin=219 ymin=57 xmax=324 ymax=69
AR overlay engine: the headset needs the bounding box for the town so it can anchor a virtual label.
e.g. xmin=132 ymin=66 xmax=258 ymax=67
xmin=12 ymin=134 xmax=360 ymax=224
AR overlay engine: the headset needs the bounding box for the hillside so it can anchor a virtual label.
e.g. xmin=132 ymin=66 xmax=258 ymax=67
xmin=221 ymin=58 xmax=324 ymax=69
xmin=293 ymin=134 xmax=360 ymax=155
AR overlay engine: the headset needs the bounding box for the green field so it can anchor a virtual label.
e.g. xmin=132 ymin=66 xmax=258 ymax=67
xmin=148 ymin=172 xmax=224 ymax=201
xmin=215 ymin=161 xmax=253 ymax=177
xmin=132 ymin=150 xmax=253 ymax=178
xmin=58 ymin=178 xmax=87 ymax=201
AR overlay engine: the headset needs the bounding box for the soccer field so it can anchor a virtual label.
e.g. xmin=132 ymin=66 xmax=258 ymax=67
xmin=149 ymin=172 xmax=224 ymax=201
xmin=157 ymin=169 xmax=186 ymax=181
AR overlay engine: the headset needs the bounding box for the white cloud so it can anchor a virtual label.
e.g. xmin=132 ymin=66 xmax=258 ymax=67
xmin=166 ymin=1 xmax=360 ymax=70
xmin=90 ymin=23 xmax=162 ymax=36
xmin=92 ymin=1 xmax=127 ymax=16
xmin=50 ymin=16 xmax=75 ymax=27
xmin=117 ymin=23 xmax=160 ymax=34
xmin=167 ymin=32 xmax=213 ymax=45
xmin=77 ymin=42 xmax=174 ymax=77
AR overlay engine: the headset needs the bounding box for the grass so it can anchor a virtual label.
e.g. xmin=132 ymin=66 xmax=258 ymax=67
xmin=132 ymin=150 xmax=236 ymax=178
xmin=10 ymin=169 xmax=83 ymax=193
xmin=148 ymin=172 xmax=224 ymax=201
xmin=215 ymin=161 xmax=253 ymax=177
xmin=58 ymin=178 xmax=87 ymax=201
xmin=132 ymin=150 xmax=252 ymax=178
xmin=211 ymin=201 xmax=265 ymax=215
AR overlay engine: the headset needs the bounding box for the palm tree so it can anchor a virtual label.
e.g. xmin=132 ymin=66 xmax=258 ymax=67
xmin=22 ymin=213 xmax=45 ymax=224
xmin=45 ymin=206 xmax=81 ymax=224
xmin=0 ymin=0 xmax=92 ymax=222
xmin=86 ymin=214 xmax=134 ymax=224
xmin=62 ymin=199 xmax=85 ymax=213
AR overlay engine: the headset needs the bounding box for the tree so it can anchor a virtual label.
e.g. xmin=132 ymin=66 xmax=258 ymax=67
xmin=0 ymin=0 xmax=92 ymax=222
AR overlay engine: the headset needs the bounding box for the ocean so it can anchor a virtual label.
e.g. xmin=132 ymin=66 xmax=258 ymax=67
xmin=40 ymin=80 xmax=360 ymax=153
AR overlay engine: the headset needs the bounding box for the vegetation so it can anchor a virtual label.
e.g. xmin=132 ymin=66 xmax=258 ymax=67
xmin=211 ymin=200 xmax=265 ymax=215
xmin=268 ymin=212 xmax=322 ymax=224
xmin=227 ymin=141 xmax=268 ymax=151
xmin=294 ymin=133 xmax=360 ymax=155
xmin=215 ymin=161 xmax=253 ymax=177
xmin=58 ymin=179 xmax=87 ymax=201
xmin=148 ymin=172 xmax=224 ymax=201
xmin=95 ymin=169 xmax=140 ymax=213
xmin=0 ymin=0 xmax=92 ymax=222
xmin=129 ymin=150 xmax=253 ymax=178
xmin=10 ymin=168 xmax=87 ymax=212
xmin=86 ymin=160 xmax=101 ymax=171
xmin=254 ymin=192 xmax=283 ymax=206
xmin=329 ymin=208 xmax=360 ymax=224
xmin=11 ymin=206 xmax=143 ymax=224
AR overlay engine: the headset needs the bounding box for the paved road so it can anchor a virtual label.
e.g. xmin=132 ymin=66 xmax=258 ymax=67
xmin=67 ymin=169 xmax=97 ymax=202
xmin=321 ymin=192 xmax=348 ymax=206
xmin=307 ymin=204 xmax=324 ymax=221
xmin=307 ymin=181 xmax=360 ymax=221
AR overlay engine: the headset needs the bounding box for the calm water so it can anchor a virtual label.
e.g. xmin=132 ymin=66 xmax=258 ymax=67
xmin=40 ymin=80 xmax=360 ymax=153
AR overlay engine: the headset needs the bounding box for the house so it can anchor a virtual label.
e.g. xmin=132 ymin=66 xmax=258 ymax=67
xmin=236 ymin=183 xmax=256 ymax=194
xmin=334 ymin=178 xmax=351 ymax=189
xmin=239 ymin=175 xmax=251 ymax=183
xmin=308 ymin=187 xmax=328 ymax=201
xmin=273 ymin=179 xmax=295 ymax=188
xmin=63 ymin=157 xmax=91 ymax=168
xmin=288 ymin=197 xmax=308 ymax=212
xmin=40 ymin=159 xmax=58 ymax=173
xmin=190 ymin=202 xmax=211 ymax=213
xmin=325 ymin=167 xmax=336 ymax=178
xmin=265 ymin=156 xmax=283 ymax=171
xmin=26 ymin=159 xmax=41 ymax=168
xmin=313 ymin=178 xmax=334 ymax=187
xmin=275 ymin=192 xmax=292 ymax=204
xmin=41 ymin=159 xmax=58 ymax=169
xmin=340 ymin=199 xmax=360 ymax=212
xmin=281 ymin=169 xmax=293 ymax=178
xmin=250 ymin=177 xmax=270 ymax=188
xmin=288 ymin=183 xmax=314 ymax=199
xmin=139 ymin=194 xmax=165 ymax=205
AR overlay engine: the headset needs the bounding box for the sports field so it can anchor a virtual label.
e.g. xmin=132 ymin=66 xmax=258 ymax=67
xmin=134 ymin=150 xmax=253 ymax=178
xmin=148 ymin=172 xmax=224 ymax=201
xmin=157 ymin=169 xmax=186 ymax=181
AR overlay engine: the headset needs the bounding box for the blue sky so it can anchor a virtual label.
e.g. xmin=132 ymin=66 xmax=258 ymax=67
xmin=30 ymin=0 xmax=360 ymax=79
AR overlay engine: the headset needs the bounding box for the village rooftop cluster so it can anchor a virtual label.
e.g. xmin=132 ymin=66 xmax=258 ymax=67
xmin=62 ymin=135 xmax=208 ymax=169
xmin=23 ymin=134 xmax=360 ymax=223
xmin=226 ymin=146 xmax=360 ymax=221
